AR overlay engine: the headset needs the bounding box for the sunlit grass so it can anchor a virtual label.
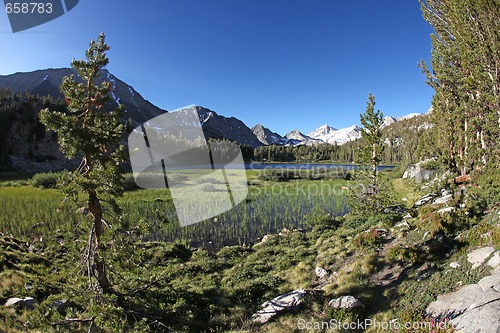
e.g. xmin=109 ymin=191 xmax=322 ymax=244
xmin=0 ymin=171 xmax=349 ymax=245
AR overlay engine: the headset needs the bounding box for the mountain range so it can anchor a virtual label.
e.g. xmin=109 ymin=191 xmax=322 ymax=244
xmin=0 ymin=68 xmax=423 ymax=149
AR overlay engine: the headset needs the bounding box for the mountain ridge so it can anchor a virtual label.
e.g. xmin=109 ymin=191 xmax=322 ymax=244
xmin=0 ymin=68 xmax=426 ymax=149
xmin=0 ymin=68 xmax=166 ymax=124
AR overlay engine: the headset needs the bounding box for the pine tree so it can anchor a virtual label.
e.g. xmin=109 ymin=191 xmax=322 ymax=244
xmin=39 ymin=33 xmax=125 ymax=294
xmin=420 ymin=0 xmax=500 ymax=174
xmin=359 ymin=93 xmax=384 ymax=190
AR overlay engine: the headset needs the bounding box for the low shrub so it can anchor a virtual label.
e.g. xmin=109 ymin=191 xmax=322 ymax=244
xmin=30 ymin=172 xmax=64 ymax=189
xmin=353 ymin=228 xmax=384 ymax=248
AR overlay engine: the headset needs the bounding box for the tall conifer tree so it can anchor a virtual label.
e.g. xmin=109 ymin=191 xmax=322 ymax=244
xmin=360 ymin=93 xmax=384 ymax=190
xmin=39 ymin=33 xmax=125 ymax=293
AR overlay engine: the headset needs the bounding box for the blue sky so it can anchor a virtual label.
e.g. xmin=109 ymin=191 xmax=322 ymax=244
xmin=0 ymin=0 xmax=434 ymax=135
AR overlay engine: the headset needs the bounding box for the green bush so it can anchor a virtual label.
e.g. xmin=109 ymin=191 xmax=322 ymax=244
xmin=30 ymin=172 xmax=64 ymax=189
xmin=305 ymin=212 xmax=342 ymax=231
xmin=466 ymin=167 xmax=500 ymax=214
xmin=123 ymin=173 xmax=139 ymax=191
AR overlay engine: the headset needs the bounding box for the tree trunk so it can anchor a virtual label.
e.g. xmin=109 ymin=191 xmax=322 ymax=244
xmin=88 ymin=188 xmax=114 ymax=293
xmin=84 ymin=149 xmax=114 ymax=294
xmin=372 ymin=142 xmax=377 ymax=189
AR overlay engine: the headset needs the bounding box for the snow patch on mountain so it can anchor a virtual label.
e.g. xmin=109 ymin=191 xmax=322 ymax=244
xmin=397 ymin=113 xmax=421 ymax=121
xmin=307 ymin=125 xmax=361 ymax=145
xmin=381 ymin=116 xmax=397 ymax=128
xmin=307 ymin=124 xmax=337 ymax=138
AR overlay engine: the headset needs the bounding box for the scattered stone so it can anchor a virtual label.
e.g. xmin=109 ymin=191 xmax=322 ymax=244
xmin=414 ymin=194 xmax=435 ymax=207
xmin=433 ymin=194 xmax=453 ymax=205
xmin=261 ymin=234 xmax=272 ymax=243
xmin=328 ymin=296 xmax=365 ymax=312
xmin=468 ymin=247 xmax=495 ymax=269
xmin=402 ymin=213 xmax=413 ymax=220
xmin=437 ymin=207 xmax=455 ymax=214
xmin=481 ymin=232 xmax=492 ymax=239
xmin=51 ymin=299 xmax=77 ymax=315
xmin=449 ymin=262 xmax=461 ymax=269
xmin=315 ymin=267 xmax=328 ymax=279
xmin=402 ymin=197 xmax=408 ymax=202
xmin=427 ymin=272 xmax=500 ymax=333
xmin=487 ymin=251 xmax=500 ymax=272
xmin=279 ymin=228 xmax=291 ymax=236
xmin=4 ymin=297 xmax=39 ymax=310
xmin=383 ymin=205 xmax=407 ymax=215
xmin=254 ymin=234 xmax=273 ymax=246
xmin=251 ymin=289 xmax=311 ymax=323
xmin=441 ymin=189 xmax=452 ymax=196
xmin=395 ymin=221 xmax=411 ymax=230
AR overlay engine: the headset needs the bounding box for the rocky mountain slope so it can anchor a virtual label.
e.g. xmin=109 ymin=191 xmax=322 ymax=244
xmin=172 ymin=105 xmax=263 ymax=148
xmin=0 ymin=68 xmax=166 ymax=124
xmin=251 ymin=124 xmax=289 ymax=146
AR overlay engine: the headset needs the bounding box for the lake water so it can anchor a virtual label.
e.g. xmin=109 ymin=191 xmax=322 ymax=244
xmin=245 ymin=163 xmax=395 ymax=171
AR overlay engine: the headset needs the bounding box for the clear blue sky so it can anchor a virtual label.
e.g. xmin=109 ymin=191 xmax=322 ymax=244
xmin=0 ymin=0 xmax=434 ymax=135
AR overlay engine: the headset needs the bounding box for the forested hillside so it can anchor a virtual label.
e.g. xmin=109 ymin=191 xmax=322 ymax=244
xmin=253 ymin=113 xmax=435 ymax=166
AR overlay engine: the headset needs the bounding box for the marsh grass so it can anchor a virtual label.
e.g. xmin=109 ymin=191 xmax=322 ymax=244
xmin=0 ymin=171 xmax=349 ymax=246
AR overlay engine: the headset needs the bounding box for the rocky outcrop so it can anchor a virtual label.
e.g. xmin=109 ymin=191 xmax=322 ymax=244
xmin=403 ymin=160 xmax=436 ymax=183
xmin=328 ymin=296 xmax=365 ymax=312
xmin=4 ymin=297 xmax=39 ymax=310
xmin=251 ymin=289 xmax=312 ymax=323
xmin=251 ymin=124 xmax=288 ymax=145
xmin=315 ymin=267 xmax=328 ymax=280
xmin=426 ymin=272 xmax=500 ymax=333
xmin=426 ymin=247 xmax=500 ymax=333
xmin=468 ymin=247 xmax=496 ymax=269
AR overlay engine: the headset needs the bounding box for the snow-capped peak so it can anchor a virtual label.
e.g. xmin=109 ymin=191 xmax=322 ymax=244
xmin=307 ymin=124 xmax=361 ymax=145
xmin=307 ymin=124 xmax=337 ymax=138
xmin=381 ymin=116 xmax=397 ymax=128
xmin=397 ymin=113 xmax=421 ymax=121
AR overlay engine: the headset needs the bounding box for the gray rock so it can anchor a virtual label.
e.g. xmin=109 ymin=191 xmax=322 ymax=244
xmin=414 ymin=194 xmax=435 ymax=207
xmin=403 ymin=161 xmax=436 ymax=183
xmin=395 ymin=221 xmax=411 ymax=230
xmin=437 ymin=207 xmax=455 ymax=214
xmin=383 ymin=205 xmax=407 ymax=215
xmin=251 ymin=289 xmax=311 ymax=323
xmin=433 ymin=194 xmax=453 ymax=205
xmin=51 ymin=299 xmax=77 ymax=315
xmin=328 ymin=296 xmax=365 ymax=311
xmin=4 ymin=297 xmax=39 ymax=310
xmin=315 ymin=267 xmax=328 ymax=279
xmin=441 ymin=189 xmax=452 ymax=196
xmin=468 ymin=247 xmax=495 ymax=269
xmin=254 ymin=234 xmax=273 ymax=247
xmin=427 ymin=272 xmax=500 ymax=333
xmin=449 ymin=262 xmax=461 ymax=269
xmin=487 ymin=251 xmax=500 ymax=272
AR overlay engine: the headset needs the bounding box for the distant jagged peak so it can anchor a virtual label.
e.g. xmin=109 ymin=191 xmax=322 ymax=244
xmin=397 ymin=112 xmax=421 ymax=121
xmin=307 ymin=124 xmax=337 ymax=137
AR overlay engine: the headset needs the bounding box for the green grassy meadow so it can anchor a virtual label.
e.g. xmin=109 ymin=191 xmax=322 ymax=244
xmin=0 ymin=169 xmax=350 ymax=247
